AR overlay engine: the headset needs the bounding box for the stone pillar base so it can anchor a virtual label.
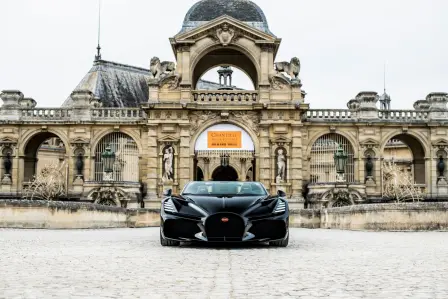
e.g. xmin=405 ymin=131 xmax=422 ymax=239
xmin=287 ymin=194 xmax=305 ymax=210
xmin=437 ymin=178 xmax=448 ymax=197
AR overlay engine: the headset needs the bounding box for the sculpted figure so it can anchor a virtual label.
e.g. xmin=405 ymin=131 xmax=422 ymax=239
xmin=149 ymin=57 xmax=176 ymax=80
xmin=276 ymin=149 xmax=286 ymax=182
xmin=274 ymin=57 xmax=301 ymax=80
xmin=163 ymin=146 xmax=174 ymax=181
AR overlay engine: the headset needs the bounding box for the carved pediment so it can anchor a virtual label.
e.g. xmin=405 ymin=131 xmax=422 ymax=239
xmin=270 ymin=136 xmax=292 ymax=146
xmin=70 ymin=137 xmax=90 ymax=145
xmin=173 ymin=15 xmax=279 ymax=45
xmin=0 ymin=137 xmax=18 ymax=145
xmin=432 ymin=139 xmax=448 ymax=148
xmin=158 ymin=135 xmax=179 ymax=143
xmin=360 ymin=138 xmax=379 ymax=149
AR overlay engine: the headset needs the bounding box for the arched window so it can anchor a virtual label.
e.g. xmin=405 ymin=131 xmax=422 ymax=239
xmin=94 ymin=133 xmax=139 ymax=182
xmin=310 ymin=133 xmax=355 ymax=183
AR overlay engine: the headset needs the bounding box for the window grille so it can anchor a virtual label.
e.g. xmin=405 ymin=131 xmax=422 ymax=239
xmin=94 ymin=133 xmax=139 ymax=182
xmin=310 ymin=133 xmax=355 ymax=183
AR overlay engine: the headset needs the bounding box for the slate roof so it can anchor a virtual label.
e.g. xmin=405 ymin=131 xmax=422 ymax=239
xmin=180 ymin=0 xmax=274 ymax=35
xmin=62 ymin=60 xmax=239 ymax=108
xmin=62 ymin=60 xmax=150 ymax=108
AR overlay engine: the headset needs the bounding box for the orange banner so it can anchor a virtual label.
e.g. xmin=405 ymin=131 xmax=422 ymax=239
xmin=208 ymin=131 xmax=242 ymax=148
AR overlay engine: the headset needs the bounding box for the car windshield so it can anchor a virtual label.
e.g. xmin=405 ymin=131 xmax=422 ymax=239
xmin=182 ymin=182 xmax=267 ymax=197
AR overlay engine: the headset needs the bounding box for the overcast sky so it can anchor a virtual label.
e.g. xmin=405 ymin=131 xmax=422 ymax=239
xmin=1 ymin=0 xmax=447 ymax=108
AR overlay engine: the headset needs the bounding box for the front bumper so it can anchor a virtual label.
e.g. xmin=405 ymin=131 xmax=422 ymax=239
xmin=160 ymin=209 xmax=289 ymax=243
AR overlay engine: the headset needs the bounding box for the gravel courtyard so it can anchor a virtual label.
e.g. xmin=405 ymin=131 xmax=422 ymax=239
xmin=0 ymin=228 xmax=447 ymax=299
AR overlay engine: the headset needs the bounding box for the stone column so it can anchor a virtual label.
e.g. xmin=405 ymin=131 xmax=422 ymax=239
xmin=290 ymin=124 xmax=305 ymax=208
xmin=258 ymin=124 xmax=271 ymax=190
xmin=144 ymin=124 xmax=159 ymax=208
xmin=179 ymin=124 xmax=191 ymax=191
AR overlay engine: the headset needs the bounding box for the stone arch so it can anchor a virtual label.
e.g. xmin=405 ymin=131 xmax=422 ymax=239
xmin=380 ymin=132 xmax=427 ymax=185
xmin=380 ymin=130 xmax=428 ymax=158
xmin=308 ymin=133 xmax=357 ymax=183
xmin=21 ymin=130 xmax=69 ymax=183
xmin=306 ymin=130 xmax=359 ymax=160
xmin=90 ymin=128 xmax=143 ymax=157
xmin=191 ymin=44 xmax=260 ymax=89
xmin=189 ymin=119 xmax=260 ymax=155
xmin=211 ymin=165 xmax=239 ymax=181
xmin=92 ymin=132 xmax=140 ymax=182
xmin=19 ymin=128 xmax=69 ymax=157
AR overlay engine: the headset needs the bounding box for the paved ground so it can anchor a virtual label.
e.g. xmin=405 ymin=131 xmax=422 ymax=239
xmin=0 ymin=228 xmax=447 ymax=299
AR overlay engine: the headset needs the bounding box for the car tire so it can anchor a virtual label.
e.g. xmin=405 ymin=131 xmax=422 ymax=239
xmin=160 ymin=228 xmax=180 ymax=247
xmin=269 ymin=232 xmax=289 ymax=247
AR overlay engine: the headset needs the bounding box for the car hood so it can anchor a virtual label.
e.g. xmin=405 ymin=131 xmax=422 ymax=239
xmin=181 ymin=195 xmax=266 ymax=214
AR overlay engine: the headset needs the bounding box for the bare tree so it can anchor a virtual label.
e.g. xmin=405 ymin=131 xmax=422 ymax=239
xmin=23 ymin=162 xmax=66 ymax=201
xmin=382 ymin=160 xmax=423 ymax=202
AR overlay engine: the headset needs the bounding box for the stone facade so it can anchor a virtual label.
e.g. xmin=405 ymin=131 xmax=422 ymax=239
xmin=1 ymin=2 xmax=448 ymax=209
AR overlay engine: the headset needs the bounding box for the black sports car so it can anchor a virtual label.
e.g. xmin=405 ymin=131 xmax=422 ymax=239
xmin=160 ymin=181 xmax=289 ymax=247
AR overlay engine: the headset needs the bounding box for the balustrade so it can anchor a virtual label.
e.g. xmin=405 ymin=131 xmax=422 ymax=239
xmin=20 ymin=108 xmax=71 ymax=120
xmin=378 ymin=110 xmax=429 ymax=122
xmin=304 ymin=109 xmax=352 ymax=120
xmin=91 ymin=108 xmax=145 ymax=121
xmin=192 ymin=90 xmax=258 ymax=103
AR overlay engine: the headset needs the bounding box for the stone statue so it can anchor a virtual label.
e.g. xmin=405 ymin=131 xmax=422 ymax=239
xmin=276 ymin=149 xmax=286 ymax=183
xmin=274 ymin=57 xmax=301 ymax=80
xmin=3 ymin=152 xmax=12 ymax=176
xmin=75 ymin=153 xmax=84 ymax=177
xmin=149 ymin=57 xmax=176 ymax=80
xmin=437 ymin=156 xmax=445 ymax=178
xmin=163 ymin=146 xmax=174 ymax=182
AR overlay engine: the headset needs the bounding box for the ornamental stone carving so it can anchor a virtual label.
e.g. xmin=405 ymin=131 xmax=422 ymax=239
xmin=88 ymin=187 xmax=127 ymax=207
xmin=215 ymin=23 xmax=236 ymax=46
xmin=230 ymin=111 xmax=260 ymax=135
xmin=149 ymin=57 xmax=176 ymax=80
xmin=274 ymin=57 xmax=301 ymax=80
xmin=189 ymin=111 xmax=219 ymax=135
xmin=159 ymin=75 xmax=180 ymax=90
xmin=270 ymin=75 xmax=289 ymax=90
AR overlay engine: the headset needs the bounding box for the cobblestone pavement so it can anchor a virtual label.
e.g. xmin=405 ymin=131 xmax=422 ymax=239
xmin=0 ymin=228 xmax=447 ymax=299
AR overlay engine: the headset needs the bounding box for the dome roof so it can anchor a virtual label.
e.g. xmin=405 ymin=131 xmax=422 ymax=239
xmin=180 ymin=0 xmax=274 ymax=35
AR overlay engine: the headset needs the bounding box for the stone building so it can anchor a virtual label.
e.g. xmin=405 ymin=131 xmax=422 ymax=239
xmin=1 ymin=0 xmax=448 ymax=209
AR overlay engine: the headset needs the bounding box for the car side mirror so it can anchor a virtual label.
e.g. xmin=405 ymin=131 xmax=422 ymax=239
xmin=277 ymin=190 xmax=286 ymax=198
xmin=163 ymin=189 xmax=172 ymax=197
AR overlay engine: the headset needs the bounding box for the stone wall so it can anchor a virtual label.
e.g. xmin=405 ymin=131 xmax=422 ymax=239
xmin=1 ymin=200 xmax=447 ymax=231
xmin=320 ymin=202 xmax=448 ymax=231
xmin=0 ymin=200 xmax=159 ymax=229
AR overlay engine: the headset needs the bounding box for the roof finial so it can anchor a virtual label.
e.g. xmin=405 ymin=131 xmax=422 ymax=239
xmin=94 ymin=0 xmax=102 ymax=61
xmin=383 ymin=61 xmax=386 ymax=93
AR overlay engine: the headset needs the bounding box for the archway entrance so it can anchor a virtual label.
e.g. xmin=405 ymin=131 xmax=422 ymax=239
xmin=23 ymin=132 xmax=67 ymax=183
xmin=194 ymin=123 xmax=255 ymax=181
xmin=212 ymin=166 xmax=238 ymax=181
xmin=383 ymin=134 xmax=426 ymax=184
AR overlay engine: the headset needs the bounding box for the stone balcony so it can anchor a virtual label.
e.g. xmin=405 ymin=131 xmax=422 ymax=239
xmin=192 ymin=90 xmax=259 ymax=104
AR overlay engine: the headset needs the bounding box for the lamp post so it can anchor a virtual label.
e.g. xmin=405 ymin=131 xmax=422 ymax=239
xmin=101 ymin=144 xmax=115 ymax=181
xmin=334 ymin=145 xmax=348 ymax=182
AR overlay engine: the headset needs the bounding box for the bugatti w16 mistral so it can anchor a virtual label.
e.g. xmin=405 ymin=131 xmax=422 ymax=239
xmin=160 ymin=181 xmax=289 ymax=247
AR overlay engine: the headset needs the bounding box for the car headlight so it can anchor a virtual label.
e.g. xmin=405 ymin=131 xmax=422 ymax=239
xmin=273 ymin=200 xmax=286 ymax=214
xmin=163 ymin=199 xmax=177 ymax=213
